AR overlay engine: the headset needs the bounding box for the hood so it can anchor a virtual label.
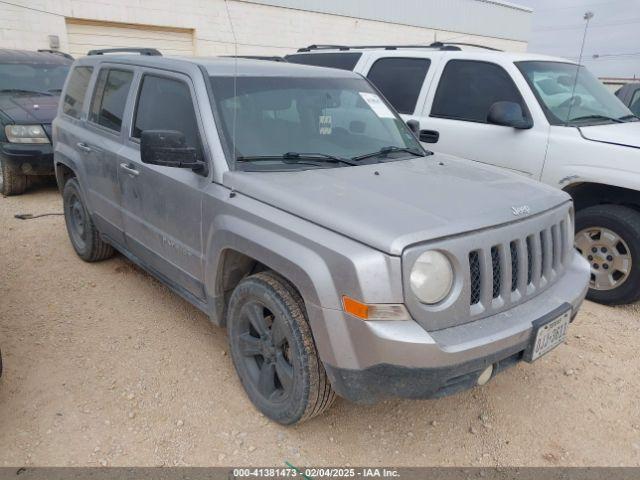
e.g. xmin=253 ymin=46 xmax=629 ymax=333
xmin=579 ymin=121 xmax=640 ymax=149
xmin=224 ymin=154 xmax=569 ymax=255
xmin=0 ymin=94 xmax=60 ymax=124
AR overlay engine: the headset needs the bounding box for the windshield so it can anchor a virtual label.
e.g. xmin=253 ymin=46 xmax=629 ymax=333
xmin=0 ymin=63 xmax=70 ymax=94
xmin=516 ymin=61 xmax=634 ymax=126
xmin=209 ymin=75 xmax=423 ymax=170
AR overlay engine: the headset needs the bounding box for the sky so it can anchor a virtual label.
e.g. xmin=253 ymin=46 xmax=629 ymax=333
xmin=515 ymin=0 xmax=640 ymax=78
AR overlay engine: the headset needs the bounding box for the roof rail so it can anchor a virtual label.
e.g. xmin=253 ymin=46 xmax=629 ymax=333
xmin=226 ymin=55 xmax=287 ymax=62
xmin=87 ymin=48 xmax=162 ymax=56
xmin=37 ymin=49 xmax=74 ymax=60
xmin=429 ymin=41 xmax=503 ymax=52
xmin=296 ymin=42 xmax=503 ymax=53
xmin=297 ymin=44 xmax=461 ymax=52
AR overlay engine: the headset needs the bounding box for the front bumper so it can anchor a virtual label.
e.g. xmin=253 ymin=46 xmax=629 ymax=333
xmin=308 ymin=252 xmax=590 ymax=403
xmin=0 ymin=142 xmax=54 ymax=175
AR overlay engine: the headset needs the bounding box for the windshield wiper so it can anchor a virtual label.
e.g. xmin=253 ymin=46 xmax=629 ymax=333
xmin=0 ymin=88 xmax=53 ymax=96
xmin=352 ymin=146 xmax=425 ymax=161
xmin=569 ymin=114 xmax=624 ymax=124
xmin=619 ymin=114 xmax=640 ymax=122
xmin=236 ymin=152 xmax=359 ymax=166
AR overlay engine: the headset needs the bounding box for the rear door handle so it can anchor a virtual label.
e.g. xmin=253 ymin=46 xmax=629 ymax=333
xmin=120 ymin=163 xmax=139 ymax=177
xmin=419 ymin=129 xmax=440 ymax=143
xmin=76 ymin=142 xmax=93 ymax=153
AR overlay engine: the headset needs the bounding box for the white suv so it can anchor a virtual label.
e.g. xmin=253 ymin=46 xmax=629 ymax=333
xmin=287 ymin=43 xmax=640 ymax=305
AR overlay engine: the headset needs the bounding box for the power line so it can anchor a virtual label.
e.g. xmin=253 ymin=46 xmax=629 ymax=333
xmin=0 ymin=0 xmax=64 ymax=17
xmin=537 ymin=17 xmax=640 ymax=31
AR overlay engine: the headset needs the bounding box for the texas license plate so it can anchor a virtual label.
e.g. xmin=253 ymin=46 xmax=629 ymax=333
xmin=524 ymin=306 xmax=571 ymax=362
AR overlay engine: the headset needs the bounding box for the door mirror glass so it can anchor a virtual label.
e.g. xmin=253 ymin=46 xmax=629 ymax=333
xmin=140 ymin=130 xmax=205 ymax=171
xmin=487 ymin=101 xmax=533 ymax=129
xmin=406 ymin=119 xmax=420 ymax=135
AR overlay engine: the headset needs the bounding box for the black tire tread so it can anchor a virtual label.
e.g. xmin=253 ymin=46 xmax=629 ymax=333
xmin=576 ymin=204 xmax=640 ymax=305
xmin=235 ymin=271 xmax=335 ymax=424
xmin=1 ymin=157 xmax=27 ymax=196
xmin=63 ymin=178 xmax=114 ymax=262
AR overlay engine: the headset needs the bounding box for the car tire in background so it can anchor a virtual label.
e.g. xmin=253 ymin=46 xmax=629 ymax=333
xmin=575 ymin=204 xmax=640 ymax=305
xmin=0 ymin=156 xmax=27 ymax=196
xmin=227 ymin=271 xmax=336 ymax=425
xmin=62 ymin=178 xmax=114 ymax=262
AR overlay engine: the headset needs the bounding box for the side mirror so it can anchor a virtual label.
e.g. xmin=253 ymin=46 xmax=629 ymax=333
xmin=487 ymin=101 xmax=533 ymax=129
xmin=140 ymin=130 xmax=207 ymax=173
xmin=406 ymin=119 xmax=420 ymax=135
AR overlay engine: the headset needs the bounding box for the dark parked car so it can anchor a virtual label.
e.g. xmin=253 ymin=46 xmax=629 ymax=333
xmin=0 ymin=49 xmax=72 ymax=195
xmin=616 ymin=83 xmax=640 ymax=116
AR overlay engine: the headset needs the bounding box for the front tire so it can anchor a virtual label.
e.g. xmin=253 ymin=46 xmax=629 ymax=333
xmin=63 ymin=178 xmax=114 ymax=262
xmin=575 ymin=204 xmax=640 ymax=305
xmin=227 ymin=271 xmax=335 ymax=425
xmin=0 ymin=156 xmax=27 ymax=196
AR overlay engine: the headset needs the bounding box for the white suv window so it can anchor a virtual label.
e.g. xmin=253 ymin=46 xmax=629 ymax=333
xmin=431 ymin=60 xmax=527 ymax=124
xmin=366 ymin=57 xmax=430 ymax=115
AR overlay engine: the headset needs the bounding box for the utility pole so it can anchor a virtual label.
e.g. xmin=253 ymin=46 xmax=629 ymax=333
xmin=566 ymin=11 xmax=594 ymax=125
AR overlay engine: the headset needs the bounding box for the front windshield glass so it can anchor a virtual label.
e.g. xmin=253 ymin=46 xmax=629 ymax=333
xmin=0 ymin=63 xmax=70 ymax=94
xmin=209 ymin=75 xmax=423 ymax=170
xmin=516 ymin=61 xmax=634 ymax=126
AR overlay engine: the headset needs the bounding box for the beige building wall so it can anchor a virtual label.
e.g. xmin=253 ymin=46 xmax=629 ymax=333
xmin=0 ymin=0 xmax=528 ymax=58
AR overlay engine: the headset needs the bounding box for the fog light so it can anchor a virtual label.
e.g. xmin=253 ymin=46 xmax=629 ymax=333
xmin=477 ymin=365 xmax=494 ymax=386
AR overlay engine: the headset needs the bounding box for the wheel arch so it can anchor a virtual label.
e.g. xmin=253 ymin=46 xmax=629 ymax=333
xmin=562 ymin=182 xmax=640 ymax=213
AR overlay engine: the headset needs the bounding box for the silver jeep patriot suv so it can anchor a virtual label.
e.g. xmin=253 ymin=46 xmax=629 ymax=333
xmin=53 ymin=49 xmax=590 ymax=425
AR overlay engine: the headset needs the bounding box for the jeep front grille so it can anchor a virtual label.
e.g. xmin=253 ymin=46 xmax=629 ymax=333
xmin=402 ymin=203 xmax=574 ymax=332
xmin=467 ymin=216 xmax=570 ymax=308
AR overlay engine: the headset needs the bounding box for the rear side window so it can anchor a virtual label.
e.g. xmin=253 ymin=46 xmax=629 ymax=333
xmin=630 ymin=89 xmax=640 ymax=115
xmin=285 ymin=53 xmax=362 ymax=71
xmin=366 ymin=57 xmax=430 ymax=114
xmin=62 ymin=66 xmax=93 ymax=119
xmin=133 ymin=75 xmax=200 ymax=151
xmin=89 ymin=69 xmax=134 ymax=132
xmin=431 ymin=60 xmax=526 ymax=123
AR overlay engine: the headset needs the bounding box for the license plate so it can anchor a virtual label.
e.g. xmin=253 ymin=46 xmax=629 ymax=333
xmin=524 ymin=305 xmax=571 ymax=362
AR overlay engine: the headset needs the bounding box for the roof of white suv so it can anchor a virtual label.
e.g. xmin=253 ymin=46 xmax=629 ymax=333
xmin=288 ymin=47 xmax=575 ymax=65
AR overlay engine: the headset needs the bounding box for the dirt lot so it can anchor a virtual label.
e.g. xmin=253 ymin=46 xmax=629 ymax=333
xmin=1 ymin=186 xmax=639 ymax=467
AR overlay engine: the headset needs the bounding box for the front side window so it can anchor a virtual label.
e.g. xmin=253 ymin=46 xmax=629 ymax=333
xmin=366 ymin=57 xmax=430 ymax=114
xmin=431 ymin=60 xmax=527 ymax=123
xmin=516 ymin=61 xmax=634 ymax=125
xmin=133 ymin=75 xmax=201 ymax=151
xmin=89 ymin=69 xmax=134 ymax=132
xmin=62 ymin=66 xmax=93 ymax=119
xmin=209 ymin=75 xmax=424 ymax=171
xmin=284 ymin=53 xmax=362 ymax=71
xmin=0 ymin=62 xmax=70 ymax=95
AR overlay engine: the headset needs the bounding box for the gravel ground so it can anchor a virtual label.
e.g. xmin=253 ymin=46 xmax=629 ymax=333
xmin=1 ymin=186 xmax=639 ymax=467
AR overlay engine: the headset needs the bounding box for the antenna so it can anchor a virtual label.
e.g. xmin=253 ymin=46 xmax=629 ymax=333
xmin=223 ymin=0 xmax=239 ymax=170
xmin=566 ymin=11 xmax=594 ymax=125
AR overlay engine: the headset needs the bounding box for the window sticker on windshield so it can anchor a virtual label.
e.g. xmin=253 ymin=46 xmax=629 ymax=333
xmin=319 ymin=115 xmax=332 ymax=135
xmin=359 ymin=92 xmax=395 ymax=119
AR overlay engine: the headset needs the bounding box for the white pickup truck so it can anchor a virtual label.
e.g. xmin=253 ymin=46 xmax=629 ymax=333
xmin=287 ymin=43 xmax=640 ymax=305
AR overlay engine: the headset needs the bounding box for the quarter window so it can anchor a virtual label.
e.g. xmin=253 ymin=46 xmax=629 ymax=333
xmin=89 ymin=69 xmax=134 ymax=132
xmin=133 ymin=75 xmax=201 ymax=151
xmin=431 ymin=60 xmax=527 ymax=123
xmin=630 ymin=89 xmax=640 ymax=116
xmin=62 ymin=66 xmax=93 ymax=119
xmin=366 ymin=58 xmax=430 ymax=114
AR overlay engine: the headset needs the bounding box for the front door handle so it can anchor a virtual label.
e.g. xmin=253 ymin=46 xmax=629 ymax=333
xmin=120 ymin=163 xmax=139 ymax=177
xmin=419 ymin=130 xmax=440 ymax=143
xmin=76 ymin=142 xmax=93 ymax=153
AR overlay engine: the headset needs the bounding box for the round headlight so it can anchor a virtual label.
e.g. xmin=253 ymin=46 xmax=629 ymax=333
xmin=410 ymin=250 xmax=454 ymax=304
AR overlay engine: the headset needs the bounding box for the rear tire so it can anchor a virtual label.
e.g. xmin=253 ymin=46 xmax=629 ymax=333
xmin=575 ymin=204 xmax=640 ymax=305
xmin=63 ymin=178 xmax=114 ymax=262
xmin=227 ymin=271 xmax=335 ymax=425
xmin=0 ymin=156 xmax=27 ymax=196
